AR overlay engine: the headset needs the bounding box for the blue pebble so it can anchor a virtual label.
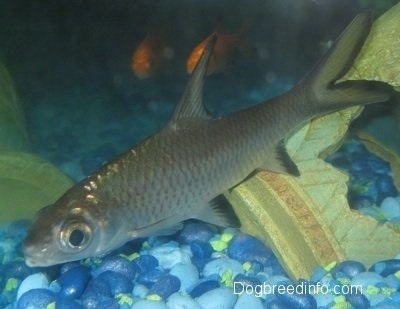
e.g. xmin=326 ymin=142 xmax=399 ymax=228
xmin=332 ymin=260 xmax=366 ymax=279
xmin=56 ymin=297 xmax=84 ymax=309
xmin=345 ymin=292 xmax=371 ymax=309
xmin=376 ymin=175 xmax=398 ymax=201
xmin=350 ymin=195 xmax=374 ymax=211
xmin=196 ymin=287 xmax=237 ymax=309
xmin=381 ymin=197 xmax=400 ymax=220
xmin=80 ymin=291 xmax=114 ymax=309
xmin=133 ymin=255 xmax=159 ymax=274
xmin=385 ymin=274 xmax=400 ymax=290
xmin=366 ymin=154 xmax=390 ymax=174
xmin=131 ymin=299 xmax=169 ymax=309
xmin=92 ymin=256 xmax=136 ymax=280
xmin=166 ymin=292 xmax=201 ymax=309
xmin=203 ymin=257 xmax=244 ymax=278
xmin=190 ymin=241 xmax=213 ymax=270
xmin=234 ymin=273 xmax=262 ymax=288
xmin=132 ymin=283 xmax=149 ymax=298
xmin=60 ymin=262 xmax=82 ymax=274
xmin=149 ymin=242 xmax=191 ymax=269
xmin=190 ymin=241 xmax=213 ymax=260
xmin=16 ymin=288 xmax=56 ymax=309
xmin=4 ymin=260 xmax=33 ymax=279
xmin=148 ymin=274 xmax=180 ymax=299
xmin=137 ymin=268 xmax=166 ymax=288
xmin=84 ymin=276 xmax=112 ymax=297
xmin=58 ymin=265 xmax=91 ymax=298
xmin=264 ymin=255 xmax=288 ymax=276
xmin=179 ymin=222 xmax=216 ymax=244
xmin=349 ymin=156 xmax=370 ymax=174
xmin=266 ymin=298 xmax=290 ymax=309
xmin=275 ymin=289 xmax=317 ymax=309
xmin=370 ymin=259 xmax=400 ymax=277
xmin=233 ymin=293 xmax=264 ymax=309
xmin=189 ymin=280 xmax=220 ymax=298
xmin=96 ymin=298 xmax=120 ymax=309
xmin=17 ymin=272 xmax=49 ymax=301
xmin=351 ymin=272 xmax=385 ymax=291
xmin=169 ymin=262 xmax=199 ymax=291
xmin=228 ymin=234 xmax=273 ymax=266
xmin=6 ymin=220 xmax=30 ymax=241
xmin=312 ymin=293 xmax=335 ymax=308
xmin=96 ymin=270 xmax=133 ymax=295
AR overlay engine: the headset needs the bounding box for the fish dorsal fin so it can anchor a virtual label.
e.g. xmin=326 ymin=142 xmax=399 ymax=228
xmin=170 ymin=34 xmax=217 ymax=121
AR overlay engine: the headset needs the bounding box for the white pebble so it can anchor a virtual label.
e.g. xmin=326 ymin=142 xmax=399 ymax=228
xmin=381 ymin=197 xmax=400 ymax=220
xmin=351 ymin=272 xmax=384 ymax=291
xmin=196 ymin=287 xmax=237 ymax=309
xmin=132 ymin=283 xmax=149 ymax=298
xmin=131 ymin=299 xmax=169 ymax=309
xmin=233 ymin=293 xmax=264 ymax=309
xmin=17 ymin=273 xmax=49 ymax=301
xmin=166 ymin=292 xmax=201 ymax=309
xmin=150 ymin=242 xmax=192 ymax=269
xmin=203 ymin=258 xmax=244 ymax=278
xmin=169 ymin=262 xmax=199 ymax=291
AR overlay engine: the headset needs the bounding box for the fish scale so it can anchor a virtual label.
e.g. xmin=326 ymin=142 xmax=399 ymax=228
xmin=23 ymin=13 xmax=391 ymax=267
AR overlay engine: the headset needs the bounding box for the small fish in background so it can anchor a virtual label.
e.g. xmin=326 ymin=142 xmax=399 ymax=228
xmin=131 ymin=30 xmax=174 ymax=79
xmin=186 ymin=20 xmax=249 ymax=76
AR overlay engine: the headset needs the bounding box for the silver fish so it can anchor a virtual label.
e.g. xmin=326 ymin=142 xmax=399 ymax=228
xmin=23 ymin=13 xmax=389 ymax=267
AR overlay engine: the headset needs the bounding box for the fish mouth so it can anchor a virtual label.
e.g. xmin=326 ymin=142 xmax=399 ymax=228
xmin=22 ymin=243 xmax=53 ymax=267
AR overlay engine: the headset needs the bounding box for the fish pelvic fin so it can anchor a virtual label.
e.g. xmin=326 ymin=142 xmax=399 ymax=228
xmin=171 ymin=35 xmax=217 ymax=122
xmin=192 ymin=195 xmax=240 ymax=228
xmin=306 ymin=12 xmax=390 ymax=112
xmin=259 ymin=140 xmax=300 ymax=176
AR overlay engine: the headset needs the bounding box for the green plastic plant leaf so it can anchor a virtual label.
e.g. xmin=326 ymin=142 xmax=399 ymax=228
xmin=0 ymin=151 xmax=73 ymax=222
xmin=0 ymin=63 xmax=29 ymax=151
xmin=0 ymin=63 xmax=74 ymax=222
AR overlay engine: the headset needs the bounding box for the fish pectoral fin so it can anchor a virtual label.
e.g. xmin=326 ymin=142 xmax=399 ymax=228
xmin=170 ymin=35 xmax=217 ymax=122
xmin=192 ymin=195 xmax=240 ymax=228
xmin=129 ymin=219 xmax=184 ymax=238
xmin=260 ymin=140 xmax=300 ymax=176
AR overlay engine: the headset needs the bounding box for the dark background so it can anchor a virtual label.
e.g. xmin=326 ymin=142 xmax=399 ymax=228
xmin=0 ymin=0 xmax=395 ymax=178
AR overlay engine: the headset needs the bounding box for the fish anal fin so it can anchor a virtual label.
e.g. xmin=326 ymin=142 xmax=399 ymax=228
xmin=170 ymin=35 xmax=217 ymax=122
xmin=192 ymin=195 xmax=240 ymax=228
xmin=260 ymin=140 xmax=300 ymax=176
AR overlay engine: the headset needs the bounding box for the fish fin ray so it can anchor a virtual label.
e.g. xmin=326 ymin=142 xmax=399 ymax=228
xmin=192 ymin=195 xmax=240 ymax=228
xmin=170 ymin=35 xmax=217 ymax=121
xmin=307 ymin=12 xmax=390 ymax=111
xmin=259 ymin=140 xmax=300 ymax=176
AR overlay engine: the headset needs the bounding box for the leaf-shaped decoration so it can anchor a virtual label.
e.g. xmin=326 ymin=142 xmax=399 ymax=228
xmin=0 ymin=151 xmax=73 ymax=222
xmin=226 ymin=4 xmax=400 ymax=280
xmin=0 ymin=63 xmax=74 ymax=222
xmin=341 ymin=2 xmax=400 ymax=90
xmin=0 ymin=62 xmax=29 ymax=151
xmin=356 ymin=130 xmax=400 ymax=191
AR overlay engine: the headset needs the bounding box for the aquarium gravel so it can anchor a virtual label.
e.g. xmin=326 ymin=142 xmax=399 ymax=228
xmin=1 ymin=213 xmax=400 ymax=308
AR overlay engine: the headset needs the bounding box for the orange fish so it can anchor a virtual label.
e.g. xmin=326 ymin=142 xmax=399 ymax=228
xmin=186 ymin=24 xmax=247 ymax=75
xmin=131 ymin=31 xmax=173 ymax=79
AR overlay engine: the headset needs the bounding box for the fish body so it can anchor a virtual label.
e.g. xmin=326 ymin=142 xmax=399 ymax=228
xmin=24 ymin=13 xmax=389 ymax=267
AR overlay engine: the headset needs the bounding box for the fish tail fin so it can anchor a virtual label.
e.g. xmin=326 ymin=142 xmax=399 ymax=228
xmin=306 ymin=12 xmax=390 ymax=112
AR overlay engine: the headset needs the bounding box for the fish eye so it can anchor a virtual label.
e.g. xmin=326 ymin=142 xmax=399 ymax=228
xmin=60 ymin=220 xmax=92 ymax=250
